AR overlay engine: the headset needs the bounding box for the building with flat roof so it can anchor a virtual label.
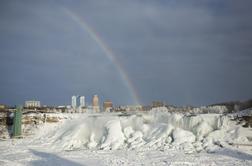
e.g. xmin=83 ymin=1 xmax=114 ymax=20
xmin=25 ymin=101 xmax=41 ymax=108
xmin=103 ymin=100 xmax=113 ymax=112
xmin=152 ymin=101 xmax=165 ymax=108
xmin=92 ymin=95 xmax=100 ymax=112
xmin=71 ymin=96 xmax=77 ymax=109
xmin=80 ymin=96 xmax=85 ymax=108
xmin=0 ymin=104 xmax=7 ymax=110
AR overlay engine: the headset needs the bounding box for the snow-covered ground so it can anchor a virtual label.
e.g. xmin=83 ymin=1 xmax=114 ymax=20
xmin=0 ymin=111 xmax=252 ymax=166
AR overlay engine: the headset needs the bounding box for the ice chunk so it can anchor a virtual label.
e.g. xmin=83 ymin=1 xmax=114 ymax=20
xmin=172 ymin=128 xmax=196 ymax=145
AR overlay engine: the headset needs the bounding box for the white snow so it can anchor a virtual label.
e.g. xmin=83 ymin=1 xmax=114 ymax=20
xmin=172 ymin=128 xmax=196 ymax=145
xmin=232 ymin=109 xmax=252 ymax=117
xmin=0 ymin=110 xmax=252 ymax=165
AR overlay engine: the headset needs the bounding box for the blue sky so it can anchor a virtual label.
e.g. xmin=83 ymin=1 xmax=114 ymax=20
xmin=1 ymin=0 xmax=252 ymax=106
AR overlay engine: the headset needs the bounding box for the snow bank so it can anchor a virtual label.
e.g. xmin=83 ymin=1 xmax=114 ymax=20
xmin=31 ymin=112 xmax=252 ymax=154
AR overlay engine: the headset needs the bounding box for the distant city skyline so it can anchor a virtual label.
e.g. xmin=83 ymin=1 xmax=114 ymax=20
xmin=1 ymin=0 xmax=252 ymax=106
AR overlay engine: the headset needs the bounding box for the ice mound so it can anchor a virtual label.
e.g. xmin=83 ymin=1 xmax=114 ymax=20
xmin=194 ymin=121 xmax=214 ymax=141
xmin=100 ymin=120 xmax=125 ymax=150
xmin=34 ymin=112 xmax=251 ymax=153
xmin=172 ymin=128 xmax=195 ymax=145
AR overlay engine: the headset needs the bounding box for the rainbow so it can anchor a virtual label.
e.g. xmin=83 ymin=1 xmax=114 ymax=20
xmin=63 ymin=8 xmax=141 ymax=105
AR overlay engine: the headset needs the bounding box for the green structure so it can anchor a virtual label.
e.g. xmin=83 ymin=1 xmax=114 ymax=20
xmin=12 ymin=106 xmax=22 ymax=137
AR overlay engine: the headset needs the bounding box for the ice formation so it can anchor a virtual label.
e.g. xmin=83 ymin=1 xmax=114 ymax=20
xmin=30 ymin=111 xmax=252 ymax=154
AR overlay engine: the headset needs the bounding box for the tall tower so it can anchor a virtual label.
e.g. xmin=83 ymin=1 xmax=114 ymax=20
xmin=71 ymin=96 xmax=77 ymax=109
xmin=92 ymin=95 xmax=100 ymax=112
xmin=80 ymin=96 xmax=85 ymax=108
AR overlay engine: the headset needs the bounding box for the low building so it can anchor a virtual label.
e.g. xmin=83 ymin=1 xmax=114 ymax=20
xmin=25 ymin=101 xmax=41 ymax=108
xmin=113 ymin=106 xmax=127 ymax=112
xmin=152 ymin=101 xmax=165 ymax=108
xmin=142 ymin=105 xmax=152 ymax=111
xmin=125 ymin=105 xmax=142 ymax=111
xmin=103 ymin=100 xmax=113 ymax=112
xmin=0 ymin=104 xmax=7 ymax=110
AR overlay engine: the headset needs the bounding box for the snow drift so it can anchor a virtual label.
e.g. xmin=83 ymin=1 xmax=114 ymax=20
xmin=32 ymin=111 xmax=252 ymax=154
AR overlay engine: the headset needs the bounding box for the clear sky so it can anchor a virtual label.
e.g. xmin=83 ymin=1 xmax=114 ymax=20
xmin=1 ymin=0 xmax=252 ymax=106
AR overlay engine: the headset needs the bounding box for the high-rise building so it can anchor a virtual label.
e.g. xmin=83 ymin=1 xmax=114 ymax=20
xmin=80 ymin=96 xmax=85 ymax=108
xmin=71 ymin=96 xmax=77 ymax=108
xmin=92 ymin=95 xmax=100 ymax=112
xmin=92 ymin=95 xmax=99 ymax=107
xmin=103 ymin=100 xmax=113 ymax=112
